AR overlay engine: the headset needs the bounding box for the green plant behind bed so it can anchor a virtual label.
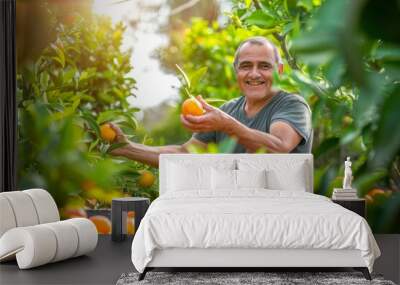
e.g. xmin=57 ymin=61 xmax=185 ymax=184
xmin=236 ymin=0 xmax=400 ymax=233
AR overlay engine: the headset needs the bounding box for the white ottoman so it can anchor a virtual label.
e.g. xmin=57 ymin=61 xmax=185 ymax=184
xmin=0 ymin=189 xmax=98 ymax=269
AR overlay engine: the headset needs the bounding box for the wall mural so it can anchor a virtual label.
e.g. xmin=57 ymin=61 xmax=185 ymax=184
xmin=16 ymin=0 xmax=400 ymax=234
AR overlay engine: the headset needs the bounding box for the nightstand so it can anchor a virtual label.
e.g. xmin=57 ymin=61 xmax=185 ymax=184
xmin=111 ymin=197 xmax=150 ymax=242
xmin=332 ymin=198 xmax=366 ymax=218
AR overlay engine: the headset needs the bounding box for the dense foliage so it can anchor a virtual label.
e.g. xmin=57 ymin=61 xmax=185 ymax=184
xmin=156 ymin=0 xmax=400 ymax=232
xmin=17 ymin=13 xmax=159 ymax=211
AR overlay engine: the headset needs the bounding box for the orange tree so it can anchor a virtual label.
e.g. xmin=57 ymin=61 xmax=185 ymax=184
xmin=17 ymin=12 xmax=159 ymax=212
xmin=155 ymin=0 xmax=400 ymax=232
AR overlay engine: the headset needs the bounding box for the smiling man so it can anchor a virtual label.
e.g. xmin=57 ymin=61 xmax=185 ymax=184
xmin=109 ymin=36 xmax=312 ymax=167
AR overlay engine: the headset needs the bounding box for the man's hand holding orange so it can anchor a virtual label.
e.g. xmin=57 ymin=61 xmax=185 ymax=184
xmin=100 ymin=123 xmax=117 ymax=143
xmin=181 ymin=97 xmax=205 ymax=116
xmin=106 ymin=122 xmax=132 ymax=157
xmin=180 ymin=95 xmax=230 ymax=133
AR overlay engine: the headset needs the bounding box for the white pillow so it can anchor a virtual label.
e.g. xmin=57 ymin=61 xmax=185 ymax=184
xmin=267 ymin=167 xmax=307 ymax=191
xmin=236 ymin=169 xmax=267 ymax=189
xmin=237 ymin=158 xmax=309 ymax=191
xmin=212 ymin=168 xmax=236 ymax=191
xmin=211 ymin=169 xmax=268 ymax=191
xmin=167 ymin=163 xmax=211 ymax=192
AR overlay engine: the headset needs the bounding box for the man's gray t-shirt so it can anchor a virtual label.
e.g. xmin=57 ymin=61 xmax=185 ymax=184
xmin=192 ymin=91 xmax=313 ymax=153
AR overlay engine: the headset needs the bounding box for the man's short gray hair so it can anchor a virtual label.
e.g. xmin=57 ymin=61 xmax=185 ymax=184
xmin=233 ymin=36 xmax=282 ymax=70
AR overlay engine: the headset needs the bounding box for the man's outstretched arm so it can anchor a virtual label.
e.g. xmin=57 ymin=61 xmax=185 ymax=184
xmin=108 ymin=123 xmax=206 ymax=168
xmin=181 ymin=96 xmax=302 ymax=153
xmin=223 ymin=120 xmax=302 ymax=153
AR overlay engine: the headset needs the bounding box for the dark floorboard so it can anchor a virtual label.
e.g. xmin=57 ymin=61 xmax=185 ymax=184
xmin=1 ymin=234 xmax=398 ymax=285
xmin=0 ymin=236 xmax=134 ymax=285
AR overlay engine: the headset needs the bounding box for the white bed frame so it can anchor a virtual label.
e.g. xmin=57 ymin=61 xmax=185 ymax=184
xmin=139 ymin=154 xmax=371 ymax=280
xmin=148 ymin=248 xmax=365 ymax=268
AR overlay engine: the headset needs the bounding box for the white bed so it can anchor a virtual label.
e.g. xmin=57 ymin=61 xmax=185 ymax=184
xmin=131 ymin=154 xmax=380 ymax=280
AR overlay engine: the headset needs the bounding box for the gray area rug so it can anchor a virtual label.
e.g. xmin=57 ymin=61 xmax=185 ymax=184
xmin=116 ymin=271 xmax=395 ymax=285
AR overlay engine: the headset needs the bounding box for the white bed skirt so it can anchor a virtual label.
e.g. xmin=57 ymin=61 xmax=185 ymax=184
xmin=148 ymin=248 xmax=366 ymax=268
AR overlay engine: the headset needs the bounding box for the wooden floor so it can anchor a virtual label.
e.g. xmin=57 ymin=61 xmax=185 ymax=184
xmin=0 ymin=235 xmax=398 ymax=285
xmin=0 ymin=236 xmax=134 ymax=285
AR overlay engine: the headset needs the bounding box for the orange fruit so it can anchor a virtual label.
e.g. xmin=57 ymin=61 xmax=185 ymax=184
xmin=80 ymin=180 xmax=96 ymax=191
xmin=365 ymin=188 xmax=390 ymax=204
xmin=138 ymin=170 xmax=156 ymax=188
xmin=365 ymin=194 xmax=373 ymax=204
xmin=126 ymin=211 xmax=135 ymax=235
xmin=367 ymin=188 xmax=385 ymax=197
xmin=62 ymin=208 xmax=87 ymax=219
xmin=181 ymin=98 xmax=205 ymax=116
xmin=127 ymin=220 xmax=135 ymax=235
xmin=100 ymin=123 xmax=116 ymax=143
xmin=89 ymin=215 xmax=112 ymax=234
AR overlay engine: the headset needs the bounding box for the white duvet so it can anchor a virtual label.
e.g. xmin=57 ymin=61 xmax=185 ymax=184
xmin=131 ymin=190 xmax=380 ymax=273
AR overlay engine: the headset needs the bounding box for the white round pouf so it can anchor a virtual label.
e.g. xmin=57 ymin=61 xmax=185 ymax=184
xmin=24 ymin=189 xmax=60 ymax=223
xmin=0 ymin=226 xmax=57 ymax=269
xmin=0 ymin=189 xmax=98 ymax=269
xmin=1 ymin=191 xmax=39 ymax=227
xmin=0 ymin=196 xmax=17 ymax=237
xmin=42 ymin=221 xmax=79 ymax=262
xmin=66 ymin=218 xmax=98 ymax=257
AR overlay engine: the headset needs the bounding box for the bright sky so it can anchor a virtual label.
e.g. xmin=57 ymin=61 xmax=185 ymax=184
xmin=92 ymin=0 xmax=180 ymax=109
xmin=92 ymin=0 xmax=231 ymax=110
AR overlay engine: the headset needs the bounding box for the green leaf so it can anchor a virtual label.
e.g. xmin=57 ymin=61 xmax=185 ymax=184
xmin=63 ymin=68 xmax=76 ymax=84
xmin=51 ymin=44 xmax=65 ymax=68
xmin=82 ymin=113 xmax=101 ymax=138
xmin=80 ymin=94 xmax=95 ymax=102
xmin=352 ymin=75 xmax=383 ymax=129
xmin=297 ymin=0 xmax=313 ymax=12
xmin=218 ymin=137 xmax=237 ymax=153
xmin=370 ymin=86 xmax=400 ymax=168
xmin=52 ymin=57 xmax=65 ymax=68
xmin=88 ymin=139 xmax=99 ymax=152
xmin=207 ymin=143 xmax=219 ymax=154
xmin=354 ymin=169 xmax=388 ymax=196
xmin=340 ymin=129 xmax=360 ymax=145
xmin=204 ymin=98 xmax=227 ymax=104
xmin=71 ymin=97 xmax=80 ymax=111
xmin=313 ymin=137 xmax=340 ymax=159
xmin=243 ymin=10 xmax=277 ymax=29
xmin=97 ymin=110 xmax=119 ymax=124
xmin=255 ymin=147 xmax=268 ymax=153
xmin=292 ymin=33 xmax=335 ymax=54
xmin=189 ymin=67 xmax=208 ymax=89
xmin=120 ymin=113 xmax=138 ymax=130
xmin=186 ymin=143 xmax=206 ymax=154
xmin=127 ymin=107 xmax=141 ymax=113
xmin=39 ymin=73 xmax=50 ymax=90
xmin=374 ymin=45 xmax=400 ymax=63
xmin=79 ymin=71 xmax=91 ymax=82
xmin=184 ymin=87 xmax=192 ymax=98
xmin=107 ymin=142 xmax=128 ymax=153
xmin=291 ymin=71 xmax=328 ymax=96
xmin=175 ymin=64 xmax=191 ymax=89
xmin=110 ymin=110 xmax=138 ymax=130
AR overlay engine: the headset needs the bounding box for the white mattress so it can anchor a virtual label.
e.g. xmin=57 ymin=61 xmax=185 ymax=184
xmin=131 ymin=190 xmax=380 ymax=273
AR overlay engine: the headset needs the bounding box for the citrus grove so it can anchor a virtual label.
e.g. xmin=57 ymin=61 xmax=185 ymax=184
xmin=17 ymin=9 xmax=159 ymax=234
